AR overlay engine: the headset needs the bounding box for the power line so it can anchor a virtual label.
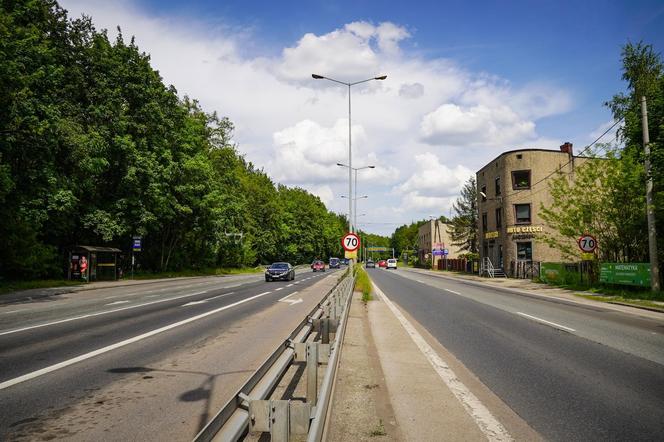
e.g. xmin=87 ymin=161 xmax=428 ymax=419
xmin=501 ymin=117 xmax=624 ymax=201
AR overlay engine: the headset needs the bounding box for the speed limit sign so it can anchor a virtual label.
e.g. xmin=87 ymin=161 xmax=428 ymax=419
xmin=341 ymin=233 xmax=360 ymax=252
xmin=578 ymin=234 xmax=597 ymax=253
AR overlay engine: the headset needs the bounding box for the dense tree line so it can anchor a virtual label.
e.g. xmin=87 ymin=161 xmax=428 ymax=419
xmin=0 ymin=0 xmax=347 ymax=279
xmin=542 ymin=42 xmax=663 ymax=277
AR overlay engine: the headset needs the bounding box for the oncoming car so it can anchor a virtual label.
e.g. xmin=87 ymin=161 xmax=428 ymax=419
xmin=311 ymin=260 xmax=325 ymax=272
xmin=265 ymin=262 xmax=295 ymax=281
xmin=365 ymin=259 xmax=375 ymax=268
xmin=386 ymin=258 xmax=397 ymax=269
xmin=329 ymin=257 xmax=340 ymax=269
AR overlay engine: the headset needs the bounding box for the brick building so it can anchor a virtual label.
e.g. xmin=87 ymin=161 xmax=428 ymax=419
xmin=418 ymin=219 xmax=463 ymax=267
xmin=476 ymin=143 xmax=594 ymax=276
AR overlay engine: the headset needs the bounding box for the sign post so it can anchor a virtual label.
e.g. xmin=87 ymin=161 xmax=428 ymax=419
xmin=132 ymin=236 xmax=142 ymax=279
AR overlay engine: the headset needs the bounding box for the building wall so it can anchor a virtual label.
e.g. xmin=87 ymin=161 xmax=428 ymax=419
xmin=476 ymin=146 xmax=593 ymax=274
xmin=418 ymin=220 xmax=463 ymax=267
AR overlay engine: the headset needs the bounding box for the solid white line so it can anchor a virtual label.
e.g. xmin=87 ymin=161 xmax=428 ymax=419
xmin=445 ymin=289 xmax=461 ymax=295
xmin=275 ymin=287 xmax=284 ymax=291
xmin=372 ymin=283 xmax=512 ymax=442
xmin=516 ymin=312 xmax=576 ymax=332
xmin=0 ymin=290 xmax=211 ymax=336
xmin=0 ymin=290 xmax=276 ymax=391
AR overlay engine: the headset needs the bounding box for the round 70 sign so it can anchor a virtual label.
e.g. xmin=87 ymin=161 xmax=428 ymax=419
xmin=342 ymin=233 xmax=360 ymax=252
xmin=578 ymin=234 xmax=598 ymax=253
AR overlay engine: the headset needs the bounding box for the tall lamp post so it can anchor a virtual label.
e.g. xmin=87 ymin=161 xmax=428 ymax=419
xmin=337 ymin=163 xmax=374 ymax=230
xmin=312 ymin=73 xmax=386 ymax=232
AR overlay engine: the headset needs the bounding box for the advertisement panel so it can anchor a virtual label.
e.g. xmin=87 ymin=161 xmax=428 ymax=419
xmin=540 ymin=262 xmax=565 ymax=284
xmin=599 ymin=263 xmax=651 ymax=286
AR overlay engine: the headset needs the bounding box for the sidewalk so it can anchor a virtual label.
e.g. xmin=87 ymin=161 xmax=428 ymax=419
xmin=327 ymin=287 xmax=539 ymax=442
xmin=403 ymin=267 xmax=664 ymax=319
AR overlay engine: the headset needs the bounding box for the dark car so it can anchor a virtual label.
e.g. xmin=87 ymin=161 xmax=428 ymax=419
xmin=366 ymin=259 xmax=375 ymax=268
xmin=311 ymin=260 xmax=325 ymax=272
xmin=265 ymin=262 xmax=295 ymax=281
xmin=340 ymin=258 xmax=350 ymax=266
xmin=329 ymin=257 xmax=340 ymax=269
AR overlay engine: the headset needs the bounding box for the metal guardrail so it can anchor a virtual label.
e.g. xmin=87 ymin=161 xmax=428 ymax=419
xmin=193 ymin=268 xmax=356 ymax=442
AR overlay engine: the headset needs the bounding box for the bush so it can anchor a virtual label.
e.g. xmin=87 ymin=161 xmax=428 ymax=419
xmin=354 ymin=264 xmax=372 ymax=302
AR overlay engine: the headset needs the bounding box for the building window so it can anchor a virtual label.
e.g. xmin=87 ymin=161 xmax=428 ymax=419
xmin=516 ymin=154 xmax=523 ymax=159
xmin=514 ymin=204 xmax=531 ymax=224
xmin=517 ymin=242 xmax=532 ymax=261
xmin=495 ymin=208 xmax=502 ymax=229
xmin=495 ymin=177 xmax=501 ymax=196
xmin=512 ymin=170 xmax=531 ymax=189
xmin=481 ymin=185 xmax=487 ymax=201
xmin=482 ymin=212 xmax=487 ymax=231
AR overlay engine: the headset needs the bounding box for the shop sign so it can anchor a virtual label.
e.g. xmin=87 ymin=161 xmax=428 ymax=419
xmin=507 ymin=226 xmax=543 ymax=234
xmin=484 ymin=231 xmax=499 ymax=239
xmin=599 ymin=263 xmax=651 ymax=286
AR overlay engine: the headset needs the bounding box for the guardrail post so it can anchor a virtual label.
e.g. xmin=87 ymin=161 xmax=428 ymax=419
xmin=321 ymin=318 xmax=330 ymax=344
xmin=271 ymin=400 xmax=290 ymax=442
xmin=306 ymin=342 xmax=318 ymax=406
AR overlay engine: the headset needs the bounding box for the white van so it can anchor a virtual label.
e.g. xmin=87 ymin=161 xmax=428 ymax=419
xmin=386 ymin=258 xmax=397 ymax=269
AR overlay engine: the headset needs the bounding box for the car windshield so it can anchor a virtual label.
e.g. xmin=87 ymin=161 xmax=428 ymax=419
xmin=271 ymin=263 xmax=289 ymax=269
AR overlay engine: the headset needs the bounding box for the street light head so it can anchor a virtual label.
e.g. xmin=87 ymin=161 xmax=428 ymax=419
xmin=340 ymin=195 xmax=348 ymax=199
xmin=360 ymin=195 xmax=368 ymax=199
xmin=374 ymin=75 xmax=387 ymax=80
xmin=337 ymin=162 xmax=347 ymax=167
xmin=368 ymin=165 xmax=376 ymax=169
xmin=312 ymin=74 xmax=324 ymax=79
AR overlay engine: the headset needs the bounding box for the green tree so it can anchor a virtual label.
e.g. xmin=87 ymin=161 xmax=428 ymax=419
xmin=540 ymin=146 xmax=647 ymax=262
xmin=447 ymin=177 xmax=478 ymax=254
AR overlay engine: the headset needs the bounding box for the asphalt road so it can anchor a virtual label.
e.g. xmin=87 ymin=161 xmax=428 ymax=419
xmin=369 ymin=267 xmax=664 ymax=442
xmin=0 ymin=267 xmax=341 ymax=441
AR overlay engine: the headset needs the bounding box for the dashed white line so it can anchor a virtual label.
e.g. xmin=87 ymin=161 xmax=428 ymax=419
xmin=2 ymin=309 xmax=26 ymax=315
xmin=516 ymin=312 xmax=576 ymax=332
xmin=444 ymin=289 xmax=461 ymax=295
xmin=275 ymin=287 xmax=284 ymax=291
xmin=286 ymin=284 xmax=294 ymax=287
xmin=0 ymin=289 xmax=276 ymax=391
xmin=105 ymin=300 xmax=130 ymax=306
xmin=206 ymin=292 xmax=234 ymax=301
xmin=0 ymin=290 xmax=210 ymax=336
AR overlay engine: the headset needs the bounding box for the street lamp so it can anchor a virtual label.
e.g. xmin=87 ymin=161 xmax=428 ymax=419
xmin=338 ymin=163 xmax=375 ymax=231
xmin=313 ymin=73 xmax=387 ymax=232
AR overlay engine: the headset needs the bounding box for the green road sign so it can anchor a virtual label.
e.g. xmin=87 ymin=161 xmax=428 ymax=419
xmin=599 ymin=263 xmax=651 ymax=287
xmin=367 ymin=246 xmax=388 ymax=252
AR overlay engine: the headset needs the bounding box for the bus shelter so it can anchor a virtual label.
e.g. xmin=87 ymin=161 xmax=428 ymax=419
xmin=68 ymin=246 xmax=122 ymax=282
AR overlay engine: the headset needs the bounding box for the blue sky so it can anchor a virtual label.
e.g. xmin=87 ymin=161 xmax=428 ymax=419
xmin=63 ymin=0 xmax=664 ymax=234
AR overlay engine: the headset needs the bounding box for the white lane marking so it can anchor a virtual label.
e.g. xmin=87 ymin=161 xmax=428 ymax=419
xmin=278 ymin=291 xmax=302 ymax=305
xmin=372 ymin=283 xmax=512 ymax=442
xmin=2 ymin=309 xmax=26 ymax=315
xmin=286 ymin=284 xmax=294 ymax=287
xmin=0 ymin=289 xmax=277 ymax=391
xmin=182 ymin=291 xmax=236 ymax=306
xmin=182 ymin=300 xmax=207 ymax=306
xmin=105 ymin=300 xmax=130 ymax=306
xmin=0 ymin=290 xmax=211 ymax=336
xmin=275 ymin=287 xmax=284 ymax=291
xmin=416 ymin=279 xmax=425 ymax=283
xmin=516 ymin=312 xmax=576 ymax=332
xmin=445 ymin=289 xmax=461 ymax=295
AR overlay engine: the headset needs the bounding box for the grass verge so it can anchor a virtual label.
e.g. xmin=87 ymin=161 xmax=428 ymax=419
xmin=0 ymin=279 xmax=84 ymax=296
xmin=131 ymin=266 xmax=264 ymax=280
xmin=354 ymin=264 xmax=373 ymax=302
xmin=574 ymin=293 xmax=664 ymax=311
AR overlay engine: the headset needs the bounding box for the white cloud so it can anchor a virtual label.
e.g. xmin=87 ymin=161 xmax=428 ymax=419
xmin=59 ymin=0 xmax=576 ymax=235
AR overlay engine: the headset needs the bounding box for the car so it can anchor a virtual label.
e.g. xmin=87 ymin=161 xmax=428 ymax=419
xmin=265 ymin=262 xmax=295 ymax=281
xmin=329 ymin=257 xmax=340 ymax=269
xmin=366 ymin=259 xmax=375 ymax=268
xmin=386 ymin=258 xmax=397 ymax=269
xmin=311 ymin=260 xmax=325 ymax=272
xmin=377 ymin=260 xmax=387 ymax=268
xmin=340 ymin=258 xmax=350 ymax=266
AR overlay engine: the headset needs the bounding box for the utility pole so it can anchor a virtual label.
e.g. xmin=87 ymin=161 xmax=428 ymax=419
xmin=641 ymin=96 xmax=661 ymax=291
